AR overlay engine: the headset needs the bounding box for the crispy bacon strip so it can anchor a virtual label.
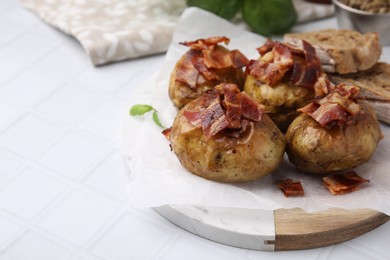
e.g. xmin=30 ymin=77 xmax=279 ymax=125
xmin=323 ymin=171 xmax=369 ymax=195
xmin=184 ymin=91 xmax=220 ymax=127
xmin=240 ymin=92 xmax=263 ymax=121
xmin=318 ymin=92 xmax=361 ymax=115
xmin=176 ymin=37 xmax=248 ymax=89
xmin=175 ymin=50 xmax=200 ymax=89
xmin=203 ymin=49 xmax=249 ymax=69
xmin=290 ymin=60 xmax=305 ymax=85
xmin=277 ymin=179 xmax=305 ymax=197
xmin=247 ymin=41 xmax=294 ymax=86
xmin=162 ymin=128 xmax=172 ymax=140
xmin=221 ymin=83 xmax=242 ymax=129
xmin=183 ymin=110 xmax=202 ymax=128
xmin=180 ymin=36 xmax=230 ymax=50
xmin=309 ymin=103 xmax=348 ymax=126
xmin=298 ymin=84 xmax=363 ymax=127
xmin=248 ymin=39 xmax=332 ymax=96
xmin=191 ymin=54 xmax=218 ymax=81
xmin=183 ymin=84 xmax=264 ymax=139
xmin=297 ymin=40 xmax=322 ymax=87
xmin=256 ymin=38 xmax=275 ymax=56
xmin=200 ymin=96 xmax=229 ymax=139
xmin=312 ymin=73 xmax=333 ymax=97
xmin=222 ymin=119 xmax=250 ymax=138
xmin=229 ymin=50 xmax=250 ymax=68
xmin=203 ymin=49 xmax=229 ymax=69
xmin=246 ymin=59 xmax=267 ymax=81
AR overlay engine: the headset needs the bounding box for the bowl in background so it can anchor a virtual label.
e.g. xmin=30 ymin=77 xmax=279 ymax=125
xmin=333 ymin=0 xmax=390 ymax=45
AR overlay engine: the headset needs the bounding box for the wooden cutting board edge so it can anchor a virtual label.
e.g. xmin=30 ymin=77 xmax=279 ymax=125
xmin=271 ymin=208 xmax=390 ymax=251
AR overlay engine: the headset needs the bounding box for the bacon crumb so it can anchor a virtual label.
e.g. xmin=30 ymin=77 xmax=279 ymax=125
xmin=277 ymin=179 xmax=305 ymax=197
xmin=323 ymin=171 xmax=369 ymax=195
xmin=162 ymin=128 xmax=172 ymax=140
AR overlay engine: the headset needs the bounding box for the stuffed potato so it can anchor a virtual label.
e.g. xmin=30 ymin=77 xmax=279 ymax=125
xmin=244 ymin=75 xmax=313 ymax=131
xmin=169 ymin=36 xmax=249 ymax=109
xmin=167 ymin=83 xmax=286 ymax=183
xmin=244 ymin=39 xmax=331 ymax=131
xmin=286 ymin=84 xmax=382 ymax=174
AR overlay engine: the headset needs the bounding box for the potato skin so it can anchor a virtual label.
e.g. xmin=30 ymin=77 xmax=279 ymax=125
xmin=170 ymin=102 xmax=286 ymax=183
xmin=244 ymin=75 xmax=314 ymax=131
xmin=286 ymin=101 xmax=382 ymax=174
xmin=169 ymin=47 xmax=245 ymax=109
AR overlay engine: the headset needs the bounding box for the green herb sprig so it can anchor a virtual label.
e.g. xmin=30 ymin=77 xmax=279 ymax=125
xmin=129 ymin=104 xmax=165 ymax=128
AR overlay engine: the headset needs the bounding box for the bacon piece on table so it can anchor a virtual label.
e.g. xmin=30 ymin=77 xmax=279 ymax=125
xmin=323 ymin=171 xmax=369 ymax=195
xmin=277 ymin=179 xmax=305 ymax=197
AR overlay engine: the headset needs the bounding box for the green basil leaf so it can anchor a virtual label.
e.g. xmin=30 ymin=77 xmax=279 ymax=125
xmin=242 ymin=0 xmax=297 ymax=36
xmin=152 ymin=111 xmax=165 ymax=128
xmin=129 ymin=104 xmax=154 ymax=116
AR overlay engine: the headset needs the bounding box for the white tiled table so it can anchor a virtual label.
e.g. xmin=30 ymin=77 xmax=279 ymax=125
xmin=0 ymin=0 xmax=389 ymax=259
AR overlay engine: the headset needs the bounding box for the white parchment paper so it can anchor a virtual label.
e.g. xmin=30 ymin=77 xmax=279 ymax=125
xmin=123 ymin=8 xmax=390 ymax=214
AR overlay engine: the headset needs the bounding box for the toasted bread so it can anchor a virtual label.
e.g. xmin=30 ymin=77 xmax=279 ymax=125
xmin=284 ymin=29 xmax=382 ymax=74
xmin=330 ymin=62 xmax=390 ymax=124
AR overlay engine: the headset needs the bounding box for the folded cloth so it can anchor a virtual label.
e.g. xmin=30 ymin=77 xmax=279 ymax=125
xmin=22 ymin=0 xmax=334 ymax=66
xmin=294 ymin=0 xmax=334 ymax=23
xmin=22 ymin=0 xmax=186 ymax=65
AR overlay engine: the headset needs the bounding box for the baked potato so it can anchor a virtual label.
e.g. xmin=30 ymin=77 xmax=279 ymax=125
xmin=168 ymin=83 xmax=286 ymax=183
xmin=169 ymin=36 xmax=248 ymax=109
xmin=244 ymin=74 xmax=313 ymax=131
xmin=286 ymin=85 xmax=382 ymax=174
xmin=244 ymin=39 xmax=330 ymax=131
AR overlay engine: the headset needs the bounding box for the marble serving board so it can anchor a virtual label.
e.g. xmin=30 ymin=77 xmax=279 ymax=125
xmin=154 ymin=205 xmax=389 ymax=251
xmin=122 ymin=76 xmax=389 ymax=251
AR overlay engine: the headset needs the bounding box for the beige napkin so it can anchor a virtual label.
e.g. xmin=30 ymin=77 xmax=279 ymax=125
xmin=22 ymin=0 xmax=185 ymax=65
xmin=22 ymin=0 xmax=334 ymax=66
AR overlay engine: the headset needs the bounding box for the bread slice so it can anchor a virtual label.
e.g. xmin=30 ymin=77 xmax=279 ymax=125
xmin=284 ymin=29 xmax=382 ymax=74
xmin=330 ymin=62 xmax=390 ymax=124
